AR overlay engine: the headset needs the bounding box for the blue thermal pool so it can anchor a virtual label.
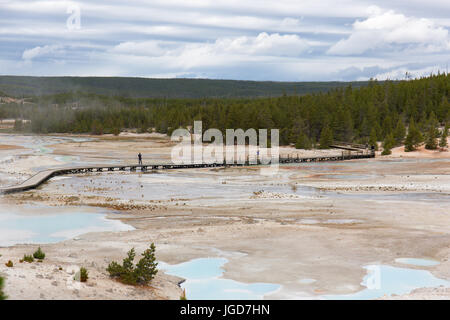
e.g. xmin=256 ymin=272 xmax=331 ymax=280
xmin=324 ymin=264 xmax=449 ymax=300
xmin=0 ymin=204 xmax=133 ymax=246
xmin=160 ymin=258 xmax=280 ymax=300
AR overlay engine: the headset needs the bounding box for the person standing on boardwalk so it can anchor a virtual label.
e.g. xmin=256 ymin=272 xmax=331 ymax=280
xmin=138 ymin=153 xmax=142 ymax=165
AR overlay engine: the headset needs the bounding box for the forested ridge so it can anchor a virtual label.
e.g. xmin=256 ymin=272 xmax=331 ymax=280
xmin=0 ymin=76 xmax=370 ymax=98
xmin=1 ymin=74 xmax=449 ymax=151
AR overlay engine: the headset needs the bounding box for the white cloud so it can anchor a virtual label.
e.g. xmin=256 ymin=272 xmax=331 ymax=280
xmin=208 ymin=32 xmax=309 ymax=56
xmin=328 ymin=6 xmax=450 ymax=55
xmin=22 ymin=44 xmax=64 ymax=61
xmin=111 ymin=41 xmax=168 ymax=56
xmin=111 ymin=33 xmax=310 ymax=66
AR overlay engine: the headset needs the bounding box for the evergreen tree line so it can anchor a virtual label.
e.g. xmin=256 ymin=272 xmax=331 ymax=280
xmin=1 ymin=74 xmax=449 ymax=151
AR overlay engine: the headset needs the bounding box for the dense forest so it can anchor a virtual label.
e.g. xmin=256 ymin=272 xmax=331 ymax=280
xmin=0 ymin=74 xmax=449 ymax=152
xmin=0 ymin=76 xmax=370 ymax=98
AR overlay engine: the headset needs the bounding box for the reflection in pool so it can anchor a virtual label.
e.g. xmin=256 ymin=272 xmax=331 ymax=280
xmin=160 ymin=258 xmax=280 ymax=300
xmin=324 ymin=264 xmax=449 ymax=300
xmin=0 ymin=204 xmax=134 ymax=246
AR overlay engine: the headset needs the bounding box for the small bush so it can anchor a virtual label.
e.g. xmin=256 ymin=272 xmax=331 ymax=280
xmin=0 ymin=276 xmax=6 ymax=300
xmin=180 ymin=288 xmax=187 ymax=300
xmin=33 ymin=247 xmax=45 ymax=260
xmin=5 ymin=261 xmax=13 ymax=268
xmin=107 ymin=243 xmax=158 ymax=286
xmin=80 ymin=267 xmax=89 ymax=283
xmin=23 ymin=254 xmax=34 ymax=263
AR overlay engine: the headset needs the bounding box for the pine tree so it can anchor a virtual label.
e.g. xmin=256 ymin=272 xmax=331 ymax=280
xmin=135 ymin=243 xmax=158 ymax=285
xmin=14 ymin=119 xmax=23 ymax=131
xmin=382 ymin=115 xmax=393 ymax=139
xmin=91 ymin=119 xmax=103 ymax=135
xmin=437 ymin=97 xmax=450 ymax=123
xmin=425 ymin=113 xmax=439 ymax=150
xmin=405 ymin=119 xmax=423 ymax=152
xmin=381 ymin=133 xmax=395 ymax=155
xmin=439 ymin=125 xmax=448 ymax=149
xmin=107 ymin=244 xmax=158 ymax=286
xmin=425 ymin=126 xmax=439 ymax=149
xmin=295 ymin=133 xmax=312 ymax=150
xmin=333 ymin=107 xmax=353 ymax=141
xmin=393 ymin=119 xmax=406 ymax=145
xmin=404 ymin=133 xmax=414 ymax=152
xmin=319 ymin=126 xmax=333 ymax=149
xmin=369 ymin=128 xmax=378 ymax=151
xmin=107 ymin=248 xmax=137 ymax=285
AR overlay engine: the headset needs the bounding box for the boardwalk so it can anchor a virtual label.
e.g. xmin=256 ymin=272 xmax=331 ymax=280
xmin=0 ymin=149 xmax=374 ymax=194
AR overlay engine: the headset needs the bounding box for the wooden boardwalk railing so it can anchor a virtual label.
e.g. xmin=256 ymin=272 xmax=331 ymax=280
xmin=0 ymin=149 xmax=374 ymax=194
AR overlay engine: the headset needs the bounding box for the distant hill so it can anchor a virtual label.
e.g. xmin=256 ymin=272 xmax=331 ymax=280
xmin=0 ymin=76 xmax=371 ymax=98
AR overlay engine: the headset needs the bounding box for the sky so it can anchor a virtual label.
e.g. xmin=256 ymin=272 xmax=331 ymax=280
xmin=0 ymin=0 xmax=449 ymax=81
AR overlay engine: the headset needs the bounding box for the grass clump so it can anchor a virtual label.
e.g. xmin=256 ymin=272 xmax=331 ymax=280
xmin=180 ymin=288 xmax=187 ymax=300
xmin=107 ymin=243 xmax=158 ymax=286
xmin=0 ymin=276 xmax=6 ymax=300
xmin=23 ymin=254 xmax=34 ymax=263
xmin=74 ymin=267 xmax=89 ymax=283
xmin=33 ymin=247 xmax=45 ymax=260
xmin=80 ymin=267 xmax=88 ymax=283
xmin=5 ymin=261 xmax=13 ymax=268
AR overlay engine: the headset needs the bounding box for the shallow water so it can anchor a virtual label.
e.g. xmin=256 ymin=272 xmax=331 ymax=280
xmin=319 ymin=174 xmax=376 ymax=180
xmin=323 ymin=190 xmax=450 ymax=202
xmin=324 ymin=264 xmax=449 ymax=300
xmin=0 ymin=203 xmax=133 ymax=246
xmin=47 ymin=169 xmax=450 ymax=205
xmin=162 ymin=257 xmax=449 ymax=300
xmin=0 ymin=134 xmax=92 ymax=151
xmin=299 ymin=278 xmax=316 ymax=284
xmin=48 ymin=170 xmax=325 ymax=202
xmin=160 ymin=258 xmax=280 ymax=300
xmin=0 ymin=134 xmax=94 ymax=174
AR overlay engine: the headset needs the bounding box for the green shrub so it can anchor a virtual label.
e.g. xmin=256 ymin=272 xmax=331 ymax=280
xmin=107 ymin=243 xmax=158 ymax=286
xmin=107 ymin=248 xmax=137 ymax=285
xmin=112 ymin=127 xmax=121 ymax=136
xmin=0 ymin=276 xmax=6 ymax=300
xmin=80 ymin=267 xmax=89 ymax=283
xmin=5 ymin=260 xmax=13 ymax=268
xmin=33 ymin=247 xmax=45 ymax=260
xmin=23 ymin=254 xmax=34 ymax=263
xmin=180 ymin=288 xmax=187 ymax=300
